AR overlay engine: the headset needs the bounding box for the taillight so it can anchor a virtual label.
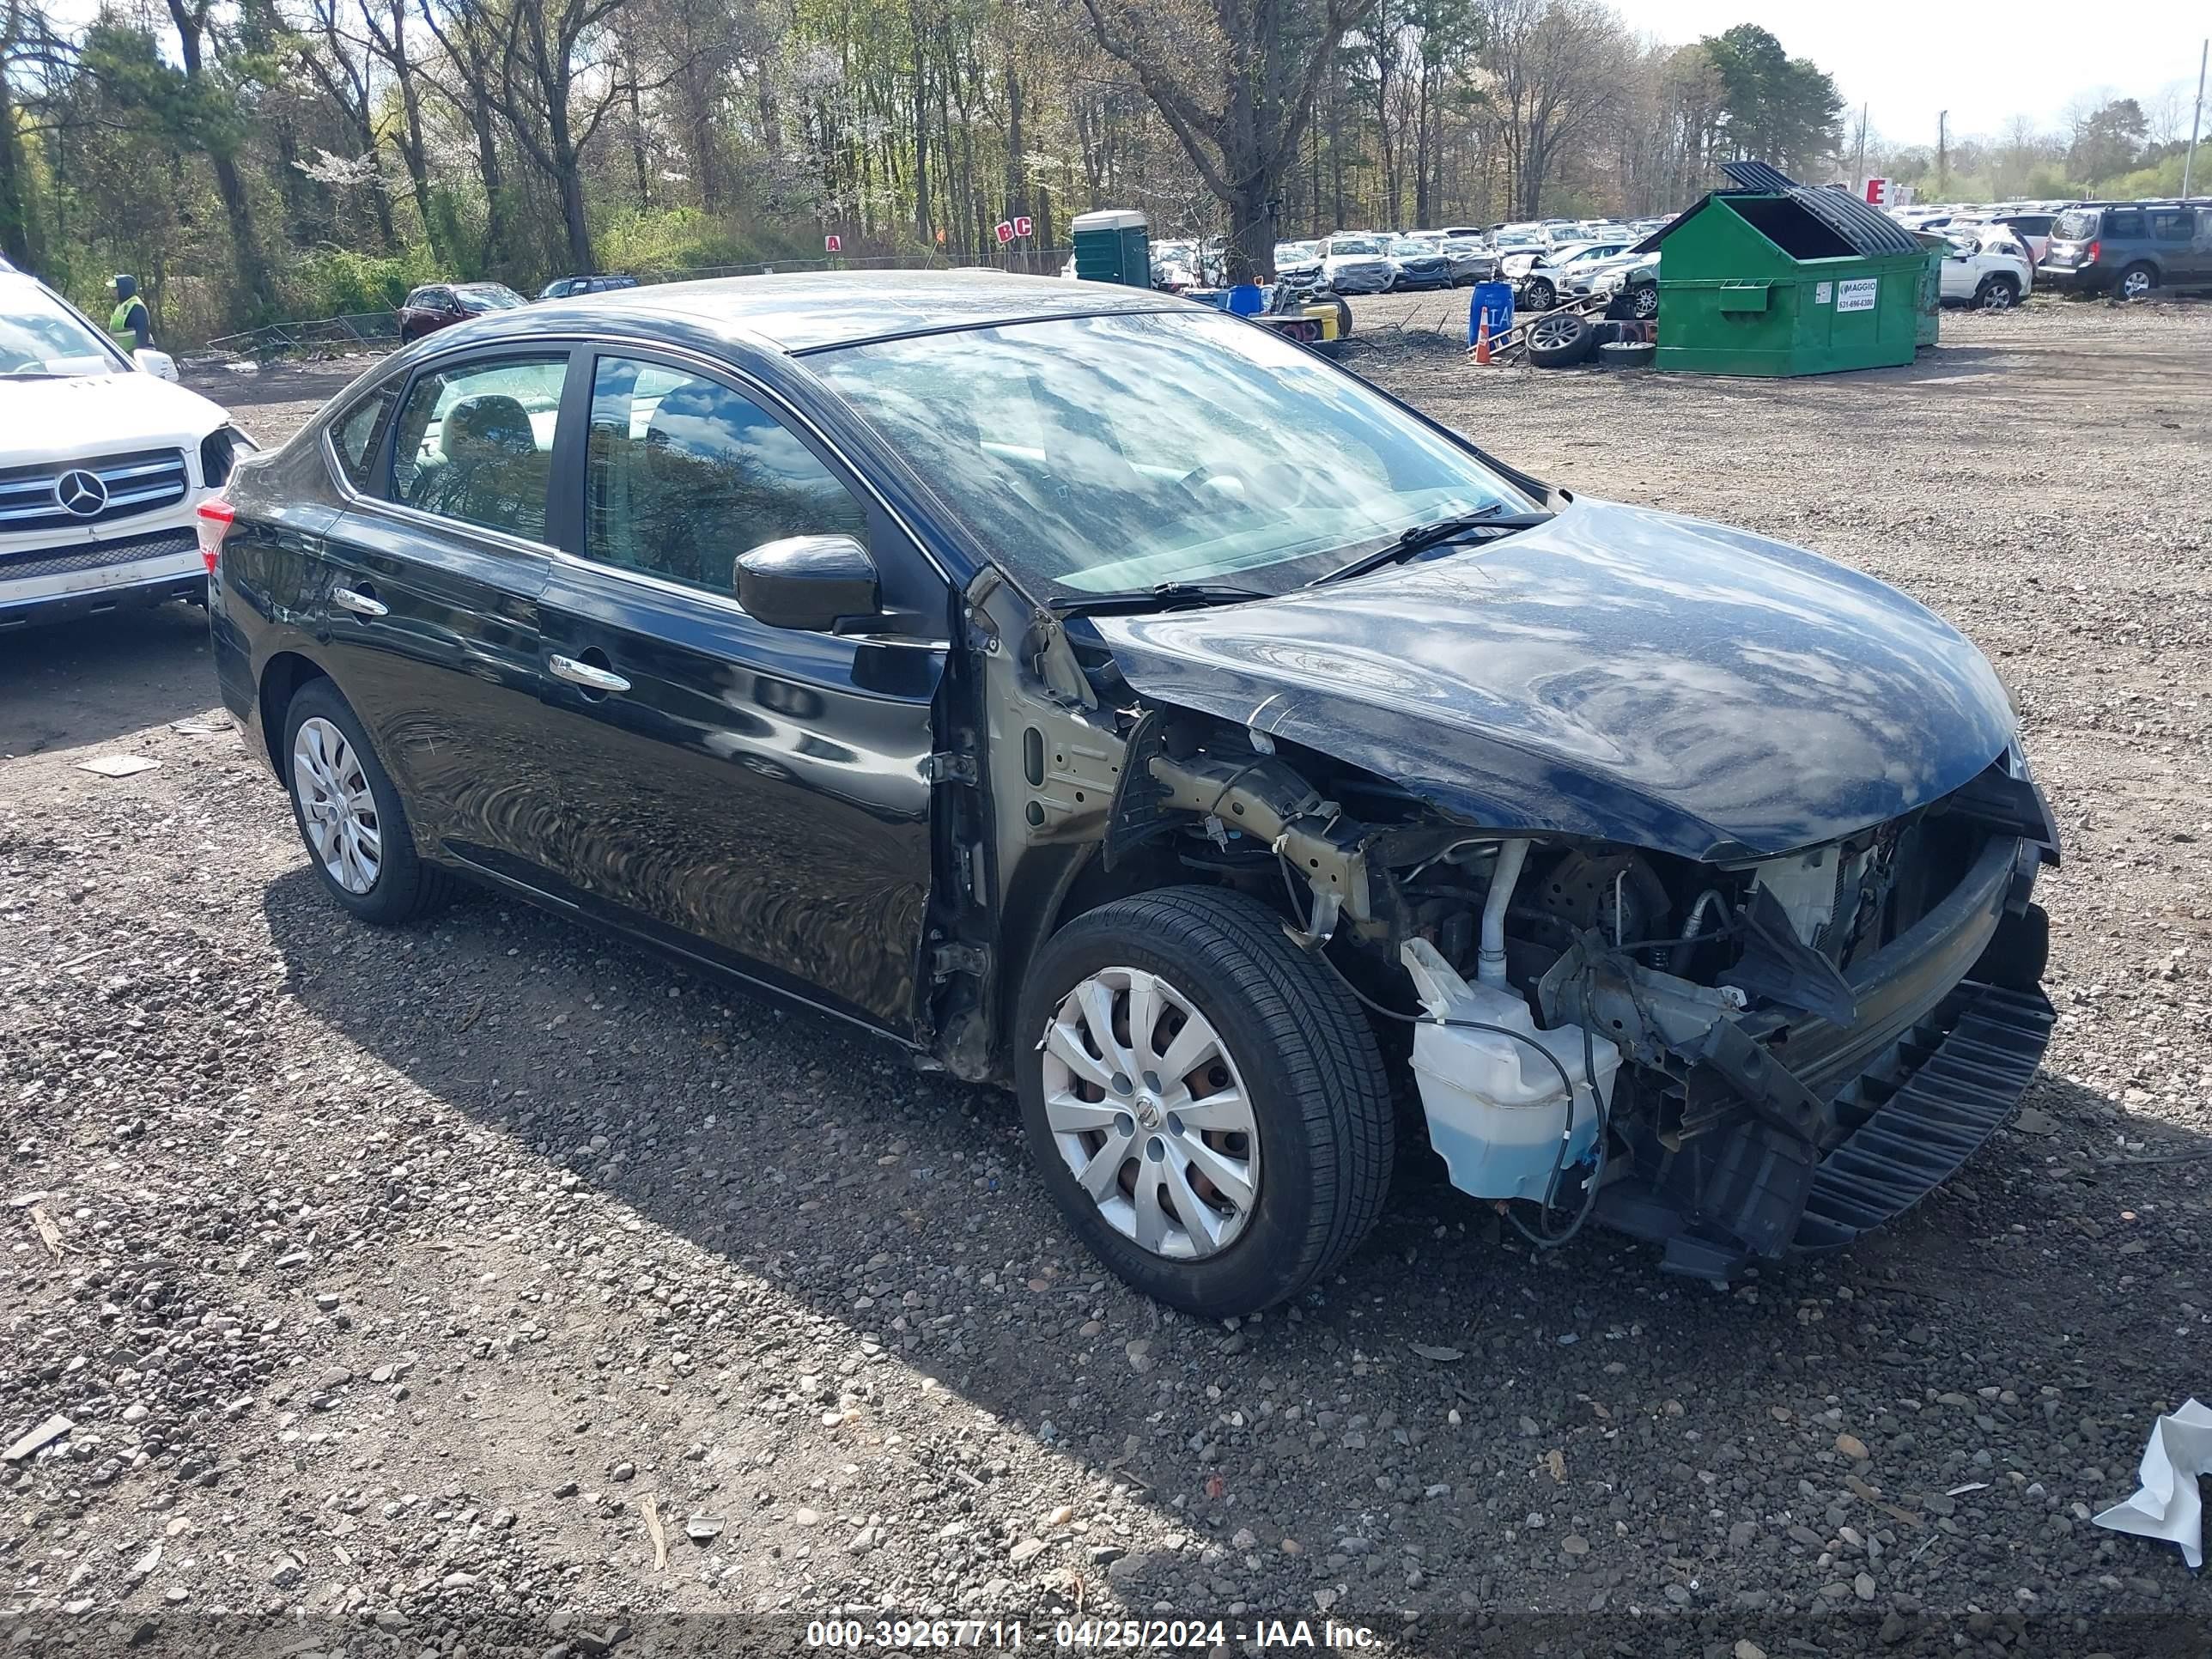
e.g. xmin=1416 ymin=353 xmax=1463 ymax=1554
xmin=2086 ymin=240 xmax=2100 ymax=264
xmin=195 ymin=497 xmax=235 ymax=575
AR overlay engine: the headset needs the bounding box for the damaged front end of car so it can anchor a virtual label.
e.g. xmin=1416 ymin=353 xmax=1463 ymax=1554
xmin=937 ymin=505 xmax=2061 ymax=1279
xmin=1116 ymin=712 xmax=2057 ymax=1278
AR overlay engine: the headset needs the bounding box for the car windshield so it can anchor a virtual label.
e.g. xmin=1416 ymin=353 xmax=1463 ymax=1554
xmin=0 ymin=283 xmax=125 ymax=380
xmin=455 ymin=284 xmax=524 ymax=313
xmin=1390 ymin=239 xmax=1436 ymax=257
xmin=811 ymin=308 xmax=1534 ymax=599
xmin=2051 ymin=209 xmax=2099 ymax=240
xmin=1328 ymin=238 xmax=1383 ymax=256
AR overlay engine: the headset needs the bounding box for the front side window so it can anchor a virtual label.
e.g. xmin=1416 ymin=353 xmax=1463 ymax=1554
xmin=583 ymin=357 xmax=868 ymax=597
xmin=811 ymin=308 xmax=1531 ymax=599
xmin=389 ymin=356 xmax=565 ymax=540
xmin=331 ymin=382 xmax=399 ymax=490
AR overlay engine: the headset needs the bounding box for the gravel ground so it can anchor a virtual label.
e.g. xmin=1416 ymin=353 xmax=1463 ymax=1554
xmin=3 ymin=302 xmax=2210 ymax=1658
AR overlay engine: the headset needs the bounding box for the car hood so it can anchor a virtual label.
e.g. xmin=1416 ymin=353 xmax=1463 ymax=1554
xmin=3 ymin=372 xmax=229 ymax=467
xmin=1091 ymin=497 xmax=2016 ymax=862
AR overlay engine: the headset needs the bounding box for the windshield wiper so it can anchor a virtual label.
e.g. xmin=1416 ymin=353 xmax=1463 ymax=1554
xmin=1048 ymin=580 xmax=1274 ymax=617
xmin=1315 ymin=505 xmax=1554 ymax=586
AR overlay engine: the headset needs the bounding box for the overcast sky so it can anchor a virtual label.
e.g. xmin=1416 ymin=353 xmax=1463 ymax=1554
xmin=1612 ymin=0 xmax=2209 ymax=147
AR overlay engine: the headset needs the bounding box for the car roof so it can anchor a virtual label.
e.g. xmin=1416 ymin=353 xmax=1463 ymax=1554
xmin=485 ymin=270 xmax=1186 ymax=355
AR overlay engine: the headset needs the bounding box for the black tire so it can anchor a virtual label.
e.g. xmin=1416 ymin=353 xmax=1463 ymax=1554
xmin=1527 ymin=311 xmax=1595 ymax=368
xmin=1332 ymin=296 xmax=1353 ymax=342
xmin=1523 ymin=277 xmax=1556 ymax=312
xmin=2116 ymin=263 xmax=2156 ymax=301
xmin=1598 ymin=339 xmax=1656 ymax=368
xmin=1587 ymin=320 xmax=1631 ymax=347
xmin=1973 ymin=275 xmax=2019 ymax=311
xmin=1016 ymin=885 xmax=1395 ymax=1317
xmin=280 ymin=677 xmax=454 ymax=925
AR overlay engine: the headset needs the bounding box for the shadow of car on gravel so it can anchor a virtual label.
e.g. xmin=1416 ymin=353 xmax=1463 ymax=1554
xmin=252 ymin=859 xmax=2210 ymax=1644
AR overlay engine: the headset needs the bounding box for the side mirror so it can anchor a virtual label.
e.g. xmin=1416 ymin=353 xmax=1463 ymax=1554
xmin=736 ymin=534 xmax=880 ymax=632
xmin=133 ymin=349 xmax=179 ymax=381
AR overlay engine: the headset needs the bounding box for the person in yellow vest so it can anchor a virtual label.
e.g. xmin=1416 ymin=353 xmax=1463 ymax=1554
xmin=108 ymin=274 xmax=153 ymax=355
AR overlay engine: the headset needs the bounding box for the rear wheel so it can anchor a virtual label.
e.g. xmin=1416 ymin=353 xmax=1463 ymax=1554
xmin=1973 ymin=274 xmax=2019 ymax=310
xmin=1017 ymin=886 xmax=1394 ymax=1317
xmin=2117 ymin=263 xmax=2156 ymax=301
xmin=282 ymin=678 xmax=453 ymax=925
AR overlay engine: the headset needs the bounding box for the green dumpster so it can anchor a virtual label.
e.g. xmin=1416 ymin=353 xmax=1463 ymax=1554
xmin=1072 ymin=209 xmax=1150 ymax=287
xmin=1647 ymin=161 xmax=1936 ymax=377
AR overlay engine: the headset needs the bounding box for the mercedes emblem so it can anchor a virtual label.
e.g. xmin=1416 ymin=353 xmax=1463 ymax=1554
xmin=53 ymin=469 xmax=109 ymax=518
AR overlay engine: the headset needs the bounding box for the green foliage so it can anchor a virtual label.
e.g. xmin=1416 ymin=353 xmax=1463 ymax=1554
xmin=590 ymin=207 xmax=824 ymax=276
xmin=1702 ymin=24 xmax=1843 ymax=180
xmin=277 ymin=246 xmax=444 ymax=317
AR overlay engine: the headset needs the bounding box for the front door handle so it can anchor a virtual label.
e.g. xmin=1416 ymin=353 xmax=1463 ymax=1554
xmin=331 ymin=586 xmax=387 ymax=617
xmin=549 ymin=653 xmax=631 ymax=694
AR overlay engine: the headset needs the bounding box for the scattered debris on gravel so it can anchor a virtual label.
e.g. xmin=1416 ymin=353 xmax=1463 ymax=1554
xmin=2 ymin=301 xmax=2207 ymax=1656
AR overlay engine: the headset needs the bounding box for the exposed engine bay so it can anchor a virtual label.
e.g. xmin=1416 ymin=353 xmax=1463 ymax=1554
xmin=939 ymin=585 xmax=2061 ymax=1279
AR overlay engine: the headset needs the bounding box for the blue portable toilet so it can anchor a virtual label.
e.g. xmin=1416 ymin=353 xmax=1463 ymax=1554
xmin=1469 ymin=282 xmax=1514 ymax=345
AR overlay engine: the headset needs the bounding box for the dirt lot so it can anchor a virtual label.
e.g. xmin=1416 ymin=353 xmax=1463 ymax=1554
xmin=3 ymin=303 xmax=2210 ymax=1657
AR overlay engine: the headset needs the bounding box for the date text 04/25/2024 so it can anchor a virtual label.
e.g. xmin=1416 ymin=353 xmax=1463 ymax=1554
xmin=804 ymin=1619 xmax=1382 ymax=1650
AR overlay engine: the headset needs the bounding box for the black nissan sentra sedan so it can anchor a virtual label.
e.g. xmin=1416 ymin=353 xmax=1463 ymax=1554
xmin=204 ymin=271 xmax=2058 ymax=1316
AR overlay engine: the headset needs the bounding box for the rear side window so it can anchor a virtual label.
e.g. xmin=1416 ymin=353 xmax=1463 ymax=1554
xmin=582 ymin=356 xmax=869 ymax=598
xmin=390 ymin=356 xmax=566 ymax=541
xmin=2103 ymin=209 xmax=2144 ymax=239
xmin=2150 ymin=209 xmax=2195 ymax=243
xmin=330 ymin=385 xmax=398 ymax=491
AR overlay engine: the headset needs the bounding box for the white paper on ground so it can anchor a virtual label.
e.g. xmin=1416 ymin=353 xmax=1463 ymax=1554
xmin=2092 ymin=1396 xmax=2212 ymax=1569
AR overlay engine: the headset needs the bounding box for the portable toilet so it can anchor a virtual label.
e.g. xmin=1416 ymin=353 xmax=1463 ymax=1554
xmin=1072 ymin=210 xmax=1150 ymax=287
xmin=1645 ymin=161 xmax=1936 ymax=376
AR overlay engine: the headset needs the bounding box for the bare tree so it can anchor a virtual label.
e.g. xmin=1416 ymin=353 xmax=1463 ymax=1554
xmin=165 ymin=0 xmax=276 ymax=311
xmin=1478 ymin=0 xmax=1622 ymax=218
xmin=1079 ymin=0 xmax=1359 ymax=280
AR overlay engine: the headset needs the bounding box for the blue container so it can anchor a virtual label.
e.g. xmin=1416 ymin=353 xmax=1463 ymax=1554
xmin=1225 ymin=283 xmax=1264 ymax=316
xmin=1470 ymin=282 xmax=1514 ymax=345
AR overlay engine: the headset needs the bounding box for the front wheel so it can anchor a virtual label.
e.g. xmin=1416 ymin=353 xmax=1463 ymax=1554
xmin=1628 ymin=283 xmax=1660 ymax=320
xmin=1016 ymin=886 xmax=1395 ymax=1317
xmin=1524 ymin=277 xmax=1556 ymax=312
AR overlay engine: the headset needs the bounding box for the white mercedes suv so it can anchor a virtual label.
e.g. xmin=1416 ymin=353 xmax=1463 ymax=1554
xmin=2 ymin=270 xmax=249 ymax=630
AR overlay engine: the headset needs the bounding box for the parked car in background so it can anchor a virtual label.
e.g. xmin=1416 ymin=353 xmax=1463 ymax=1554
xmin=1561 ymin=247 xmax=1651 ymax=304
xmin=1516 ymin=240 xmax=1632 ymax=310
xmin=1439 ymin=238 xmax=1497 ymax=285
xmin=398 ymin=282 xmax=527 ymax=343
xmin=1937 ymin=230 xmax=2033 ymax=309
xmin=1321 ymin=234 xmax=1395 ymax=294
xmin=205 ymin=270 xmax=2057 ymax=1319
xmin=1970 ymin=211 xmax=2057 ymax=264
xmin=1387 ymin=237 xmax=1455 ymax=290
xmin=2 ymin=269 xmax=251 ymax=629
xmin=1273 ymin=241 xmax=1325 ymax=290
xmin=2039 ymin=200 xmax=2212 ymax=300
xmin=1591 ymin=253 xmax=1661 ymax=320
xmin=539 ymin=274 xmax=641 ymax=301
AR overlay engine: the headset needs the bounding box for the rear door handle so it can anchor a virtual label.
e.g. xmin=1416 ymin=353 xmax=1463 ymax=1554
xmin=331 ymin=585 xmax=387 ymax=617
xmin=549 ymin=653 xmax=630 ymax=694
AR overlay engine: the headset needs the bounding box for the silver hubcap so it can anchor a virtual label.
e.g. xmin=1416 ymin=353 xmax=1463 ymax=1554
xmin=1039 ymin=966 xmax=1261 ymax=1261
xmin=1533 ymin=314 xmax=1580 ymax=349
xmin=1633 ymin=289 xmax=1657 ymax=318
xmin=2123 ymin=271 xmax=2149 ymax=299
xmin=291 ymin=716 xmax=382 ymax=895
xmin=1980 ymin=283 xmax=2012 ymax=309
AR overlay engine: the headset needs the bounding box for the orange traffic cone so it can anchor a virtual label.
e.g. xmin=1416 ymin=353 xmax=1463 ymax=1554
xmin=1474 ymin=314 xmax=1492 ymax=364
